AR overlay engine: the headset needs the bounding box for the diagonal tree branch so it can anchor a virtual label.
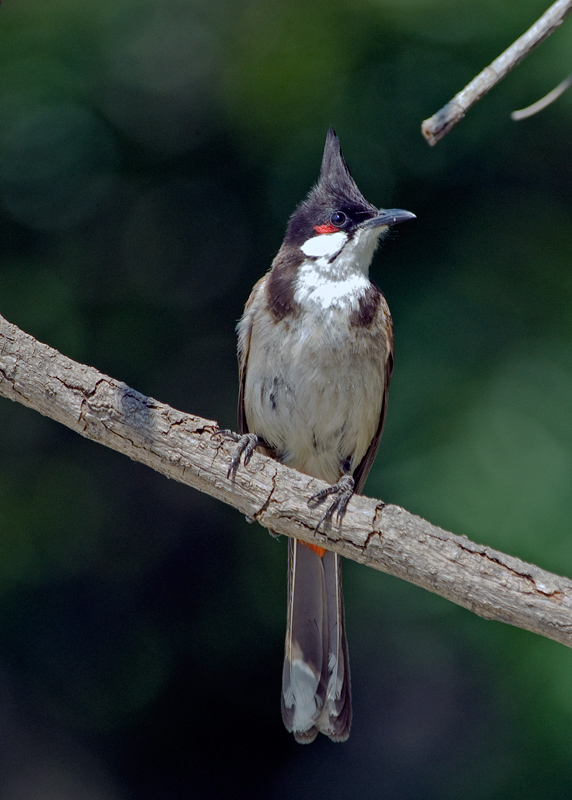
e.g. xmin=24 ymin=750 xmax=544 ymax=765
xmin=2 ymin=312 xmax=572 ymax=647
xmin=421 ymin=0 xmax=572 ymax=145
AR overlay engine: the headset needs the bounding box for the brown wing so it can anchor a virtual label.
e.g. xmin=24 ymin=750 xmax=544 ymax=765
xmin=237 ymin=348 xmax=249 ymax=436
xmin=352 ymin=345 xmax=394 ymax=496
xmin=237 ymin=276 xmax=266 ymax=435
xmin=238 ymin=248 xmax=302 ymax=434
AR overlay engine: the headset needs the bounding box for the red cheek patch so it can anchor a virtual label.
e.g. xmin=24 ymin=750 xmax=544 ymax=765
xmin=313 ymin=222 xmax=339 ymax=234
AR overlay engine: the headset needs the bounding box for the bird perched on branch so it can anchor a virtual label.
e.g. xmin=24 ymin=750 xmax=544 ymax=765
xmin=222 ymin=129 xmax=414 ymax=742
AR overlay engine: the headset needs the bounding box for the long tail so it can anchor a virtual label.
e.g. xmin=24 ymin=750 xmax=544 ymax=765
xmin=281 ymin=538 xmax=351 ymax=743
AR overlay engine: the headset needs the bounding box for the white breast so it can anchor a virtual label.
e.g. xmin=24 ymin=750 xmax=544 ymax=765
xmin=294 ymin=262 xmax=370 ymax=313
xmin=242 ymin=283 xmax=386 ymax=483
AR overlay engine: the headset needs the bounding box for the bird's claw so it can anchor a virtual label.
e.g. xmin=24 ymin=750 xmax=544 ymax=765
xmin=212 ymin=430 xmax=261 ymax=478
xmin=308 ymin=474 xmax=355 ymax=531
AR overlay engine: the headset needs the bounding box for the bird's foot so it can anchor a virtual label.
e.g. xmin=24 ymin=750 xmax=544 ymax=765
xmin=212 ymin=430 xmax=266 ymax=478
xmin=308 ymin=474 xmax=355 ymax=531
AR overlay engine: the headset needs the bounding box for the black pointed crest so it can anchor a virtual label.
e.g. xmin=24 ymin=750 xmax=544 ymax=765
xmin=283 ymin=128 xmax=378 ymax=247
xmin=318 ymin=128 xmax=369 ymax=206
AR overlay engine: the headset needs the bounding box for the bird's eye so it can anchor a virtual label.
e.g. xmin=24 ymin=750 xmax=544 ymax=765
xmin=330 ymin=211 xmax=347 ymax=228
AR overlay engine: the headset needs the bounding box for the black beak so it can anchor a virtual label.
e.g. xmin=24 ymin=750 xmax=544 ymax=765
xmin=363 ymin=208 xmax=416 ymax=229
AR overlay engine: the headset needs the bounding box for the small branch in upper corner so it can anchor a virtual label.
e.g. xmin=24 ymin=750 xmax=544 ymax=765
xmin=421 ymin=0 xmax=572 ymax=146
xmin=511 ymin=71 xmax=572 ymax=119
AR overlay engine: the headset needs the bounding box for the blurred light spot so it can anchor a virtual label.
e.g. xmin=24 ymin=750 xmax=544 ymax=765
xmin=0 ymin=103 xmax=119 ymax=231
xmin=391 ymin=343 xmax=572 ymax=570
xmin=100 ymin=8 xmax=222 ymax=153
xmin=1 ymin=733 xmax=124 ymax=800
xmin=220 ymin=1 xmax=352 ymax=139
xmin=104 ymin=11 xmax=219 ymax=94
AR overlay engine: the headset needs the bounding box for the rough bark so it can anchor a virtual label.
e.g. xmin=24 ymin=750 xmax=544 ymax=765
xmin=2 ymin=312 xmax=572 ymax=648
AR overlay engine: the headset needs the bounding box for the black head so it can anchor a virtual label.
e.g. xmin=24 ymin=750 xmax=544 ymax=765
xmin=283 ymin=128 xmax=380 ymax=247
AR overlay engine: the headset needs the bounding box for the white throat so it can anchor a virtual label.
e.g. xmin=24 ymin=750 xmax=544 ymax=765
xmin=295 ymin=226 xmax=383 ymax=311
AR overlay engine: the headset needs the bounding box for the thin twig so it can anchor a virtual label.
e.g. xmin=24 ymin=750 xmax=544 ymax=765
xmin=511 ymin=71 xmax=572 ymax=119
xmin=422 ymin=0 xmax=572 ymax=145
xmin=2 ymin=312 xmax=572 ymax=649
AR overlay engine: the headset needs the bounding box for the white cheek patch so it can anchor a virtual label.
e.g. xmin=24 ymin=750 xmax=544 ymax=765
xmin=301 ymin=231 xmax=347 ymax=259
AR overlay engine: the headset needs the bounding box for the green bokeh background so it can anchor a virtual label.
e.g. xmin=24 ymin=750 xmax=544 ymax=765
xmin=1 ymin=0 xmax=572 ymax=797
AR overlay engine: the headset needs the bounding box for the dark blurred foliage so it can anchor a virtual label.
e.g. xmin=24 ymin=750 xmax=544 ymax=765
xmin=0 ymin=0 xmax=572 ymax=797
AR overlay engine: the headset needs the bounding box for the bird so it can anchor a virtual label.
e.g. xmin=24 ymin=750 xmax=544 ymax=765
xmin=223 ymin=129 xmax=415 ymax=743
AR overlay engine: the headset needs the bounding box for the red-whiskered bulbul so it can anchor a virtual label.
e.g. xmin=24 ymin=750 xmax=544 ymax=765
xmin=224 ymin=129 xmax=414 ymax=743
